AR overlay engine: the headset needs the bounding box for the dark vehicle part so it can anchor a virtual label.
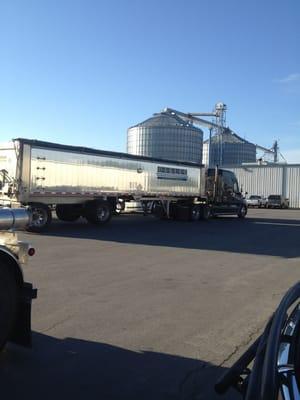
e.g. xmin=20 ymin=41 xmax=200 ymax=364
xmin=199 ymin=205 xmax=210 ymax=220
xmin=237 ymin=204 xmax=248 ymax=218
xmin=190 ymin=205 xmax=201 ymax=221
xmin=0 ymin=260 xmax=18 ymax=350
xmin=152 ymin=202 xmax=167 ymax=219
xmin=175 ymin=205 xmax=190 ymax=221
xmin=0 ymin=208 xmax=37 ymax=350
xmin=84 ymin=200 xmax=112 ymax=225
xmin=215 ymin=281 xmax=300 ymax=399
xmin=56 ymin=204 xmax=81 ymax=222
xmin=206 ymin=167 xmax=247 ymax=218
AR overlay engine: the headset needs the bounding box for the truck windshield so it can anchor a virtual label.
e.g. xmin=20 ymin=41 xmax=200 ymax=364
xmin=268 ymin=195 xmax=280 ymax=200
xmin=250 ymin=196 xmax=260 ymax=199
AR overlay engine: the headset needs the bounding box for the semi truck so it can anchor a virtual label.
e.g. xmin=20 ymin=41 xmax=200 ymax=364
xmin=0 ymin=138 xmax=247 ymax=231
xmin=0 ymin=207 xmax=37 ymax=350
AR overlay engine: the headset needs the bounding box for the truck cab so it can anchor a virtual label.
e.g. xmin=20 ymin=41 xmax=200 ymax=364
xmin=206 ymin=168 xmax=247 ymax=218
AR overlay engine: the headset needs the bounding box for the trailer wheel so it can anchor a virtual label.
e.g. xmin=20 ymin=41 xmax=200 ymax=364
xmin=56 ymin=205 xmax=80 ymax=222
xmin=237 ymin=204 xmax=247 ymax=219
xmin=85 ymin=201 xmax=112 ymax=225
xmin=28 ymin=203 xmax=52 ymax=232
xmin=152 ymin=202 xmax=166 ymax=219
xmin=190 ymin=205 xmax=200 ymax=221
xmin=0 ymin=261 xmax=18 ymax=351
xmin=199 ymin=205 xmax=210 ymax=220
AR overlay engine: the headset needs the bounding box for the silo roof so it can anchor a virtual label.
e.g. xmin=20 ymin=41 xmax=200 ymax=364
xmin=129 ymin=112 xmax=203 ymax=131
xmin=204 ymin=129 xmax=254 ymax=145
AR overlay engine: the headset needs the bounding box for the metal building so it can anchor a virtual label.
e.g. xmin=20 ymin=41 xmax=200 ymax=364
xmin=226 ymin=163 xmax=300 ymax=208
xmin=203 ymin=129 xmax=257 ymax=167
xmin=127 ymin=112 xmax=203 ymax=164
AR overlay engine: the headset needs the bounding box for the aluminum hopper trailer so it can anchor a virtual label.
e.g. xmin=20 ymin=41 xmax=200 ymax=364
xmin=0 ymin=138 xmax=246 ymax=231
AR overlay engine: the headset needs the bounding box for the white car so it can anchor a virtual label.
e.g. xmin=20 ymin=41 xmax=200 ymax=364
xmin=246 ymin=195 xmax=267 ymax=208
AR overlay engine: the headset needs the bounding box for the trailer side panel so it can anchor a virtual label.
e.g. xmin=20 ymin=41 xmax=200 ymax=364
xmin=0 ymin=140 xmax=203 ymax=205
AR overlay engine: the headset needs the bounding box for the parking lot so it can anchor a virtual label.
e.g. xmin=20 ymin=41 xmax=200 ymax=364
xmin=1 ymin=208 xmax=300 ymax=399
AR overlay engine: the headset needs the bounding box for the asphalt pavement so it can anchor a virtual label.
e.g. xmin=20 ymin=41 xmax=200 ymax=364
xmin=1 ymin=208 xmax=300 ymax=400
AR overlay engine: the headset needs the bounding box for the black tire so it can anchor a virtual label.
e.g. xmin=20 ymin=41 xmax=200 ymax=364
xmin=237 ymin=204 xmax=247 ymax=218
xmin=84 ymin=201 xmax=112 ymax=225
xmin=27 ymin=203 xmax=52 ymax=232
xmin=152 ymin=203 xmax=166 ymax=219
xmin=190 ymin=205 xmax=200 ymax=222
xmin=199 ymin=205 xmax=210 ymax=220
xmin=56 ymin=205 xmax=80 ymax=222
xmin=0 ymin=261 xmax=18 ymax=351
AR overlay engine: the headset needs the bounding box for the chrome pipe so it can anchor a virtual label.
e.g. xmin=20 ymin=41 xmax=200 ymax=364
xmin=0 ymin=208 xmax=31 ymax=230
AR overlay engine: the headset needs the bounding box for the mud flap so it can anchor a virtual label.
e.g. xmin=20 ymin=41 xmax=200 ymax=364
xmin=9 ymin=282 xmax=37 ymax=347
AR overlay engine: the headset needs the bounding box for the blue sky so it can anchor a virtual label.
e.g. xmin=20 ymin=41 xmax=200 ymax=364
xmin=1 ymin=0 xmax=299 ymax=161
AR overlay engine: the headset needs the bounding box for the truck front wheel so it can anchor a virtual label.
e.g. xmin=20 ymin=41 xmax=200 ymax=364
xmin=28 ymin=203 xmax=52 ymax=232
xmin=0 ymin=261 xmax=18 ymax=351
xmin=237 ymin=204 xmax=247 ymax=219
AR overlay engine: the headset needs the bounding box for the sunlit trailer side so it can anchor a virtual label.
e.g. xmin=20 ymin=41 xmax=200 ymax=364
xmin=0 ymin=138 xmax=206 ymax=231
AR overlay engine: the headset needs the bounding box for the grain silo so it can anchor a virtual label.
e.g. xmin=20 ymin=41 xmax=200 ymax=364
xmin=127 ymin=112 xmax=203 ymax=164
xmin=203 ymin=128 xmax=256 ymax=166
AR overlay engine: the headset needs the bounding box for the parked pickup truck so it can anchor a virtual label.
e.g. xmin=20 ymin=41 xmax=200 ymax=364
xmin=267 ymin=195 xmax=289 ymax=209
xmin=246 ymin=195 xmax=267 ymax=208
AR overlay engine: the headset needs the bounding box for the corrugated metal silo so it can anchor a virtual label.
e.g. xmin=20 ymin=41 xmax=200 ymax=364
xmin=127 ymin=113 xmax=203 ymax=164
xmin=203 ymin=129 xmax=256 ymax=166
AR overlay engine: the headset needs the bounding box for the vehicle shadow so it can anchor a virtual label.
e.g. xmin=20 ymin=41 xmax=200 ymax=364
xmin=30 ymin=213 xmax=300 ymax=258
xmin=0 ymin=332 xmax=240 ymax=400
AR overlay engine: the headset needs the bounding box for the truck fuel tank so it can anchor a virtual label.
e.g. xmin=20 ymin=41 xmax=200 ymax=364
xmin=0 ymin=207 xmax=31 ymax=231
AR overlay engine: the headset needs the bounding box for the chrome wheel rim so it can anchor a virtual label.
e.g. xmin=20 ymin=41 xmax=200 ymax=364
xmin=240 ymin=206 xmax=246 ymax=216
xmin=31 ymin=208 xmax=47 ymax=227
